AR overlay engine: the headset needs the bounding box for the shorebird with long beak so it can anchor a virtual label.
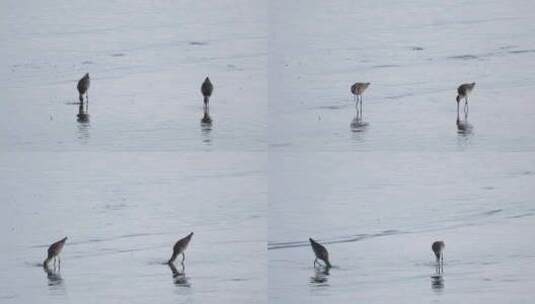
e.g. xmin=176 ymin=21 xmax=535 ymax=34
xmin=309 ymin=238 xmax=332 ymax=269
xmin=201 ymin=77 xmax=213 ymax=107
xmin=168 ymin=232 xmax=193 ymax=264
xmin=456 ymin=82 xmax=475 ymax=113
xmin=350 ymin=82 xmax=370 ymax=116
xmin=432 ymin=241 xmax=445 ymax=272
xmin=77 ymin=73 xmax=90 ymax=104
xmin=43 ymin=237 xmax=67 ymax=268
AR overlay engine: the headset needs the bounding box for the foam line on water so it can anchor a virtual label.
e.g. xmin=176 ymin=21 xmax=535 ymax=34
xmin=268 ymin=229 xmax=405 ymax=250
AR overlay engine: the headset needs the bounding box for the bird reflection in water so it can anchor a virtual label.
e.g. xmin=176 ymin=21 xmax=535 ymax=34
xmin=310 ymin=267 xmax=330 ymax=285
xmin=350 ymin=106 xmax=369 ymax=133
xmin=77 ymin=100 xmax=89 ymax=123
xmin=168 ymin=262 xmax=190 ymax=287
xmin=430 ymin=274 xmax=444 ymax=292
xmin=43 ymin=263 xmax=63 ymax=287
xmin=455 ymin=96 xmax=473 ymax=135
xmin=76 ymin=102 xmax=90 ymax=143
xmin=456 ymin=105 xmax=473 ymax=136
xmin=200 ymin=106 xmax=213 ymax=144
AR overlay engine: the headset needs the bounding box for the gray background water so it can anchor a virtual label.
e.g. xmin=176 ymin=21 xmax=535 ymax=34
xmin=268 ymin=153 xmax=535 ymax=303
xmin=269 ymin=0 xmax=535 ymax=151
xmin=0 ymin=153 xmax=266 ymax=303
xmin=1 ymin=0 xmax=535 ymax=303
xmin=1 ymin=0 xmax=267 ymax=151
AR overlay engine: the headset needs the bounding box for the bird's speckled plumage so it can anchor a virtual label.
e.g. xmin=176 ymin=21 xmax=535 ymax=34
xmin=201 ymin=77 xmax=213 ymax=105
xmin=310 ymin=238 xmax=331 ymax=268
xmin=168 ymin=232 xmax=194 ymax=264
xmin=44 ymin=237 xmax=67 ymax=266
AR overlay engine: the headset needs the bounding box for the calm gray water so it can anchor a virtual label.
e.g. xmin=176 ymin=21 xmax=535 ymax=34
xmin=0 ymin=152 xmax=266 ymax=303
xmin=269 ymin=0 xmax=535 ymax=151
xmin=2 ymin=0 xmax=535 ymax=303
xmin=0 ymin=0 xmax=267 ymax=151
xmin=268 ymin=153 xmax=535 ymax=303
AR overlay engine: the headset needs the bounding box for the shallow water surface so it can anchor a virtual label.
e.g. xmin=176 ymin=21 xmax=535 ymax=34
xmin=0 ymin=152 xmax=266 ymax=303
xmin=0 ymin=0 xmax=267 ymax=151
xmin=268 ymin=152 xmax=535 ymax=303
xmin=2 ymin=0 xmax=535 ymax=303
xmin=268 ymin=0 xmax=535 ymax=151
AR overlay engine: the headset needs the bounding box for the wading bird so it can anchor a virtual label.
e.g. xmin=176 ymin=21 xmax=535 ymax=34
xmin=456 ymin=82 xmax=475 ymax=113
xmin=201 ymin=77 xmax=213 ymax=106
xmin=309 ymin=238 xmax=332 ymax=269
xmin=77 ymin=73 xmax=90 ymax=103
xmin=432 ymin=241 xmax=445 ymax=272
xmin=201 ymin=106 xmax=212 ymax=126
xmin=168 ymin=232 xmax=194 ymax=264
xmin=351 ymin=82 xmax=370 ymax=115
xmin=43 ymin=237 xmax=67 ymax=268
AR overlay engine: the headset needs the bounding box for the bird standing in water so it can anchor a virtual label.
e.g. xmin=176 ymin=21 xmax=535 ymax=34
xmin=201 ymin=77 xmax=213 ymax=107
xmin=432 ymin=241 xmax=445 ymax=272
xmin=43 ymin=237 xmax=68 ymax=268
xmin=77 ymin=73 xmax=90 ymax=104
xmin=456 ymin=82 xmax=475 ymax=114
xmin=351 ymin=82 xmax=370 ymax=116
xmin=168 ymin=232 xmax=194 ymax=264
xmin=309 ymin=238 xmax=332 ymax=269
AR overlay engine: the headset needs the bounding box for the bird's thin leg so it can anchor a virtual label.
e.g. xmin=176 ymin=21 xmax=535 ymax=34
xmin=314 ymin=258 xmax=318 ymax=268
xmin=357 ymin=95 xmax=361 ymax=117
xmin=181 ymin=253 xmax=185 ymax=264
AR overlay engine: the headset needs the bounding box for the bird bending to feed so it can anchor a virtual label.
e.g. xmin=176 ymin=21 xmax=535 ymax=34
xmin=77 ymin=73 xmax=90 ymax=103
xmin=201 ymin=77 xmax=213 ymax=106
xmin=350 ymin=82 xmax=370 ymax=114
xmin=456 ymin=82 xmax=475 ymax=113
xmin=168 ymin=232 xmax=194 ymax=264
xmin=309 ymin=238 xmax=332 ymax=269
xmin=432 ymin=241 xmax=445 ymax=267
xmin=43 ymin=237 xmax=67 ymax=268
